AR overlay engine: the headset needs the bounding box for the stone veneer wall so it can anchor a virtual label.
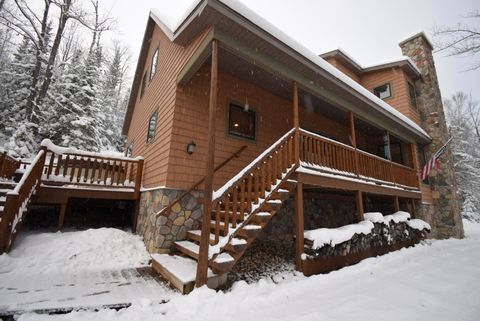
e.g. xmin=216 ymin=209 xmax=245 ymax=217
xmin=400 ymin=33 xmax=464 ymax=239
xmin=136 ymin=187 xmax=204 ymax=253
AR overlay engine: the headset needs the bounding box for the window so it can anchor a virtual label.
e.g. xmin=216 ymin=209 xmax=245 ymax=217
xmin=373 ymin=83 xmax=392 ymax=100
xmin=140 ymin=71 xmax=148 ymax=98
xmin=150 ymin=47 xmax=159 ymax=81
xmin=147 ymin=112 xmax=157 ymax=143
xmin=228 ymin=103 xmax=256 ymax=140
xmin=408 ymin=82 xmax=417 ymax=108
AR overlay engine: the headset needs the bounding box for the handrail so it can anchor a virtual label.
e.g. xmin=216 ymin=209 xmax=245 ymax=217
xmin=0 ymin=151 xmax=20 ymax=179
xmin=154 ymin=145 xmax=247 ymax=218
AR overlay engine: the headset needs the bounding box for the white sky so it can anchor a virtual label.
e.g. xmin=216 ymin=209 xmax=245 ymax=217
xmin=100 ymin=0 xmax=480 ymax=102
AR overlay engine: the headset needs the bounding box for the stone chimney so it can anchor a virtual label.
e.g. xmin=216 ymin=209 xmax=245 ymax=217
xmin=399 ymin=32 xmax=464 ymax=239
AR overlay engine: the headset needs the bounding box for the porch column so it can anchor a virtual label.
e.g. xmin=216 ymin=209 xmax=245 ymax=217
xmin=410 ymin=143 xmax=421 ymax=188
xmin=394 ymin=195 xmax=400 ymax=212
xmin=196 ymin=39 xmax=218 ymax=287
xmin=295 ymin=181 xmax=304 ymax=271
xmin=410 ymin=199 xmax=417 ymax=218
xmin=385 ymin=131 xmax=396 ymax=185
xmin=356 ymin=190 xmax=364 ymax=221
xmin=349 ymin=111 xmax=359 ymax=176
xmin=292 ymin=81 xmax=300 ymax=166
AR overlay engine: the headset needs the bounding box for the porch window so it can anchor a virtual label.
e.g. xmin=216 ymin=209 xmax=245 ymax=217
xmin=228 ymin=103 xmax=256 ymax=140
xmin=150 ymin=47 xmax=159 ymax=81
xmin=147 ymin=112 xmax=157 ymax=143
xmin=373 ymin=83 xmax=392 ymax=100
xmin=408 ymin=82 xmax=417 ymax=108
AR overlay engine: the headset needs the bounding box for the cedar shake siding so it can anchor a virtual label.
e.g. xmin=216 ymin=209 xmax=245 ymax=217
xmin=126 ymin=24 xmax=211 ymax=188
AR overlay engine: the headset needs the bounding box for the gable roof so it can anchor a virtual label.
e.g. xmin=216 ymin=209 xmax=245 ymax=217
xmin=124 ymin=0 xmax=430 ymax=143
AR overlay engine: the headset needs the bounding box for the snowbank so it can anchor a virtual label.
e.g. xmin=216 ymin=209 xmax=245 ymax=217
xmin=364 ymin=211 xmax=412 ymax=225
xmin=304 ymin=221 xmax=374 ymax=250
xmin=407 ymin=219 xmax=431 ymax=231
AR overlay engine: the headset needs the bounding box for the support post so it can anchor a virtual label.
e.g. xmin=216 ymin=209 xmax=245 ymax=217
xmin=394 ymin=195 xmax=400 ymax=212
xmin=349 ymin=111 xmax=359 ymax=176
xmin=292 ymin=81 xmax=300 ymax=166
xmin=295 ymin=181 xmax=304 ymax=271
xmin=57 ymin=202 xmax=67 ymax=231
xmin=134 ymin=159 xmax=144 ymax=200
xmin=196 ymin=39 xmax=218 ymax=287
xmin=410 ymin=199 xmax=417 ymax=218
xmin=410 ymin=143 xmax=420 ymax=188
xmin=356 ymin=190 xmax=364 ymax=221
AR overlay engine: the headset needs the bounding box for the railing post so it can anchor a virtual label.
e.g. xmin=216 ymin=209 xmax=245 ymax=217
xmin=134 ymin=158 xmax=144 ymax=199
xmin=292 ymin=80 xmax=300 ymax=166
xmin=410 ymin=143 xmax=420 ymax=188
xmin=196 ymin=39 xmax=218 ymax=287
xmin=0 ymin=151 xmax=5 ymax=178
xmin=349 ymin=111 xmax=360 ymax=176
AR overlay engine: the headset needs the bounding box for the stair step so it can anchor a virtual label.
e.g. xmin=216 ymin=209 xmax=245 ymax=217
xmin=224 ymin=237 xmax=248 ymax=253
xmin=238 ymin=224 xmax=263 ymax=238
xmin=0 ymin=206 xmax=4 ymax=212
xmin=211 ymin=253 xmax=236 ymax=274
xmin=187 ymin=230 xmax=216 ymax=245
xmin=253 ymin=211 xmax=272 ymax=223
xmin=210 ymin=220 xmax=228 ymax=233
xmin=174 ymin=240 xmax=200 ymax=260
xmin=151 ymin=254 xmax=224 ymax=294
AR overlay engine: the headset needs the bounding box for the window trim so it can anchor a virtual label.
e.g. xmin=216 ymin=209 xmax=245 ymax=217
xmin=146 ymin=111 xmax=157 ymax=143
xmin=140 ymin=70 xmax=148 ymax=98
xmin=150 ymin=46 xmax=159 ymax=81
xmin=227 ymin=101 xmax=257 ymax=141
xmin=373 ymin=82 xmax=392 ymax=100
xmin=407 ymin=81 xmax=417 ymax=109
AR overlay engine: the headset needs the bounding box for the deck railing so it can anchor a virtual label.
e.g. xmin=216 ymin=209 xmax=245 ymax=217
xmin=0 ymin=151 xmax=20 ymax=180
xmin=299 ymin=129 xmax=419 ymax=189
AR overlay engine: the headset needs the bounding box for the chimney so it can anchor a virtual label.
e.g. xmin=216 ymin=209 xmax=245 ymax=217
xmin=399 ymin=32 xmax=464 ymax=239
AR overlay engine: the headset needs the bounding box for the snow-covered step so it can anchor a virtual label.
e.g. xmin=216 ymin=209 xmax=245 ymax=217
xmin=187 ymin=230 xmax=216 ymax=245
xmin=224 ymin=237 xmax=248 ymax=253
xmin=174 ymin=240 xmax=200 ymax=260
xmin=211 ymin=252 xmax=236 ymax=273
xmin=0 ymin=196 xmax=6 ymax=202
xmin=254 ymin=211 xmax=272 ymax=223
xmin=238 ymin=224 xmax=263 ymax=238
xmin=0 ymin=206 xmax=4 ymax=212
xmin=151 ymin=254 xmax=225 ymax=294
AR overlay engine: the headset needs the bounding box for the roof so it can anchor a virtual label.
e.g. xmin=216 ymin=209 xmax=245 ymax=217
xmin=123 ymin=0 xmax=431 ymax=143
xmin=320 ymin=49 xmax=422 ymax=78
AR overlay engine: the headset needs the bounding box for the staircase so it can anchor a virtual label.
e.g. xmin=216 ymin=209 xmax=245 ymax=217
xmin=0 ymin=150 xmax=46 ymax=253
xmin=152 ymin=129 xmax=298 ymax=293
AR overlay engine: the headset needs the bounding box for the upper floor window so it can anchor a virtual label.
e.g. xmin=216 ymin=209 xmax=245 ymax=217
xmin=408 ymin=82 xmax=417 ymax=108
xmin=228 ymin=102 xmax=256 ymax=140
xmin=147 ymin=112 xmax=157 ymax=143
xmin=373 ymin=83 xmax=392 ymax=100
xmin=140 ymin=70 xmax=148 ymax=98
xmin=150 ymin=47 xmax=159 ymax=81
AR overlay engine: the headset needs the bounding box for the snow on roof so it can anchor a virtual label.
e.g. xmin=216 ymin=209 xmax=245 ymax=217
xmin=363 ymin=56 xmax=422 ymax=75
xmin=398 ymin=31 xmax=434 ymax=50
xmin=150 ymin=0 xmax=430 ymax=141
xmin=319 ymin=47 xmax=363 ymax=71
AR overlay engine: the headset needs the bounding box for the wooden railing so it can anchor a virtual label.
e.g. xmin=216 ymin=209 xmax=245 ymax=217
xmin=0 ymin=151 xmax=20 ymax=179
xmin=299 ymin=129 xmax=419 ymax=189
xmin=154 ymin=145 xmax=247 ymax=220
xmin=0 ymin=149 xmax=46 ymax=253
xmin=40 ymin=149 xmax=144 ymax=198
xmin=211 ymin=129 xmax=296 ymax=243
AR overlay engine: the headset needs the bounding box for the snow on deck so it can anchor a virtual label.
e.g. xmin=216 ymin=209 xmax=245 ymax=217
xmin=0 ymin=228 xmax=173 ymax=314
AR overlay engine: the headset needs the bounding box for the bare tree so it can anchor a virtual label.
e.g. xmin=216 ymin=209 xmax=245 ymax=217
xmin=433 ymin=10 xmax=480 ymax=70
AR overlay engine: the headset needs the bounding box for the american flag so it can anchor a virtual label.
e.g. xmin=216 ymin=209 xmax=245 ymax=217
xmin=420 ymin=137 xmax=453 ymax=181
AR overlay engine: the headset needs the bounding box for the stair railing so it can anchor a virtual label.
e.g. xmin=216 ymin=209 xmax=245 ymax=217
xmin=0 ymin=148 xmax=46 ymax=253
xmin=211 ymin=128 xmax=296 ymax=243
xmin=0 ymin=151 xmax=20 ymax=180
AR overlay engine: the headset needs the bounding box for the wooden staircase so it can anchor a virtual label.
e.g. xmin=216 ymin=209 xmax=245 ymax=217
xmin=152 ymin=129 xmax=298 ymax=293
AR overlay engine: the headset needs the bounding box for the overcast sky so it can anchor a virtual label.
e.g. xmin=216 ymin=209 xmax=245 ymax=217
xmin=101 ymin=0 xmax=479 ymax=102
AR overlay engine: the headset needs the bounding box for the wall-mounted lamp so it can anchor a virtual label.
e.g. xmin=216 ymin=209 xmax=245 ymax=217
xmin=186 ymin=141 xmax=196 ymax=155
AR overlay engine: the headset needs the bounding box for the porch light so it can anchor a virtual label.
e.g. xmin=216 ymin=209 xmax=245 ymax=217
xmin=234 ymin=123 xmax=239 ymax=127
xmin=186 ymin=141 xmax=196 ymax=155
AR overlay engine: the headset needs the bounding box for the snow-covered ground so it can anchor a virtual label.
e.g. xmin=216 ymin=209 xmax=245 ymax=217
xmin=2 ymin=222 xmax=480 ymax=321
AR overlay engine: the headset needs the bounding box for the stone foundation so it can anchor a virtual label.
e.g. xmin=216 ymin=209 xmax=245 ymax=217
xmin=136 ymin=187 xmax=204 ymax=253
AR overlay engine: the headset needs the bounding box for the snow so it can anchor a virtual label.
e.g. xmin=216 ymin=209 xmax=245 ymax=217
xmin=398 ymin=30 xmax=434 ymax=49
xmin=304 ymin=221 xmax=374 ymax=249
xmin=8 ymin=149 xmax=44 ymax=196
xmin=40 ymin=139 xmax=143 ymax=161
xmin=14 ymin=221 xmax=480 ymax=321
xmin=151 ymin=0 xmax=430 ymax=142
xmin=384 ymin=211 xmax=411 ymax=223
xmin=213 ymin=253 xmax=234 ymax=264
xmin=363 ymin=56 xmax=422 ymax=75
xmin=150 ymin=254 xmax=214 ymax=284
xmin=407 ymin=219 xmax=432 ymax=231
xmin=363 ymin=212 xmax=384 ymax=223
xmin=0 ymin=228 xmax=172 ymax=313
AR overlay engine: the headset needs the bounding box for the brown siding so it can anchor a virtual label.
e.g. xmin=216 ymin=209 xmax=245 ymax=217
xmin=324 ymin=57 xmax=361 ymax=83
xmin=360 ymin=68 xmax=420 ymax=125
xmin=126 ymin=25 xmax=211 ymax=188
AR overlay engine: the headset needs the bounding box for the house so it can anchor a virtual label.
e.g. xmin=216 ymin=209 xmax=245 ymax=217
xmin=0 ymin=0 xmax=463 ymax=294
xmin=121 ymin=0 xmax=463 ymax=292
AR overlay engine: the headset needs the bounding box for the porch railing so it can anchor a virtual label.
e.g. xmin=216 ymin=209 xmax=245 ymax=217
xmin=0 ymin=151 xmax=20 ymax=180
xmin=299 ymin=129 xmax=419 ymax=189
